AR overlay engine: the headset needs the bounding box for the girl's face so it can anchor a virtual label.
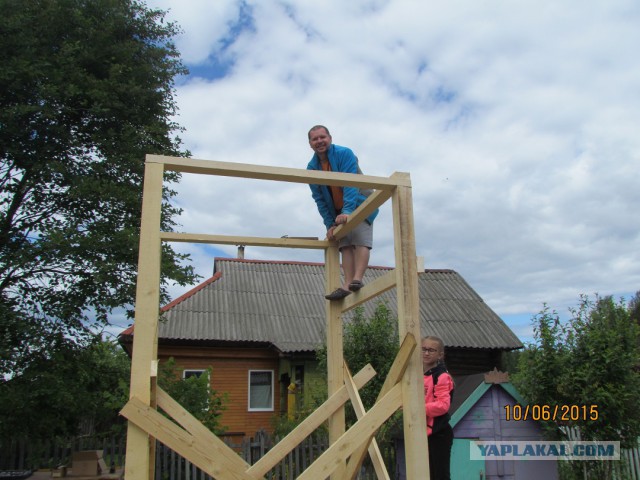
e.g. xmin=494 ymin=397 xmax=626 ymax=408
xmin=421 ymin=339 xmax=444 ymax=371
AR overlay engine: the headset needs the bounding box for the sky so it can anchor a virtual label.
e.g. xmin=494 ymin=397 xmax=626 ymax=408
xmin=129 ymin=0 xmax=640 ymax=344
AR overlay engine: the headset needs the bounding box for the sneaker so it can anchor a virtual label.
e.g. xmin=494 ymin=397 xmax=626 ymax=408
xmin=349 ymin=280 xmax=364 ymax=291
xmin=325 ymin=288 xmax=352 ymax=300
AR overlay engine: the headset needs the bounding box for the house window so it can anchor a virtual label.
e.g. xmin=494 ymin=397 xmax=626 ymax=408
xmin=183 ymin=369 xmax=206 ymax=380
xmin=248 ymin=370 xmax=274 ymax=411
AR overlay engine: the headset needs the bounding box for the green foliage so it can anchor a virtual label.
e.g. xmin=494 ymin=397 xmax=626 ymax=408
xmin=0 ymin=337 xmax=130 ymax=439
xmin=343 ymin=302 xmax=399 ymax=413
xmin=158 ymin=358 xmax=227 ymax=435
xmin=316 ymin=302 xmax=399 ymax=434
xmin=0 ymin=0 xmax=199 ymax=378
xmin=513 ymin=293 xmax=640 ymax=479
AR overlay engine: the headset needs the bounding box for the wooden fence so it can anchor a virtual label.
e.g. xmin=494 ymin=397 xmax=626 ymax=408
xmin=562 ymin=427 xmax=640 ymax=480
xmin=0 ymin=436 xmax=126 ymax=471
xmin=155 ymin=431 xmax=396 ymax=480
xmin=0 ymin=432 xmax=395 ymax=479
xmin=3 ymin=431 xmax=639 ymax=479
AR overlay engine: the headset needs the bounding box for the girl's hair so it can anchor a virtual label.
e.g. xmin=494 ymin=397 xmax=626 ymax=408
xmin=422 ymin=336 xmax=445 ymax=353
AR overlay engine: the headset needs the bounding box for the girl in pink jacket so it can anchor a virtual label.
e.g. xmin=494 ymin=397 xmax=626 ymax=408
xmin=422 ymin=336 xmax=454 ymax=480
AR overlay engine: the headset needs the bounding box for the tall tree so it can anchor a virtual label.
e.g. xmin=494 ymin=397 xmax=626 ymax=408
xmin=0 ymin=0 xmax=198 ymax=377
xmin=513 ymin=294 xmax=640 ymax=479
xmin=0 ymin=337 xmax=131 ymax=439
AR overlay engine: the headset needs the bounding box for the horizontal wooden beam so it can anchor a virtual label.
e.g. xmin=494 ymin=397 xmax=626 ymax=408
xmin=147 ymin=155 xmax=411 ymax=189
xmin=342 ymin=269 xmax=397 ymax=312
xmin=160 ymin=232 xmax=329 ymax=249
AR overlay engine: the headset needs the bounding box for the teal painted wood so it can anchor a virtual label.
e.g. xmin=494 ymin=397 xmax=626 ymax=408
xmin=451 ymin=439 xmax=485 ymax=480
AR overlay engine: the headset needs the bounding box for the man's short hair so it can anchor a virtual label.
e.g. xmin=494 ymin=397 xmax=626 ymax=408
xmin=308 ymin=125 xmax=331 ymax=139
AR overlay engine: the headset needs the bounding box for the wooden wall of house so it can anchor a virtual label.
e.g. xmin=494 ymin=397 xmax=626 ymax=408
xmin=158 ymin=344 xmax=281 ymax=438
xmin=445 ymin=348 xmax=504 ymax=375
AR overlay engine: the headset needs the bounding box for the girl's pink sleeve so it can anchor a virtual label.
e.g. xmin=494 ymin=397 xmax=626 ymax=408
xmin=425 ymin=374 xmax=452 ymax=417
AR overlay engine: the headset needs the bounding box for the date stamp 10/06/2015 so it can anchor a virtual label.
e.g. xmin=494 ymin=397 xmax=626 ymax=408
xmin=504 ymin=404 xmax=599 ymax=422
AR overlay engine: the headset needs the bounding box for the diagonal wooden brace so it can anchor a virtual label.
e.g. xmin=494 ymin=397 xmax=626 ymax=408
xmin=343 ymin=363 xmax=391 ymax=480
xmin=247 ymin=363 xmax=376 ymax=478
xmin=121 ymin=396 xmax=260 ymax=480
xmin=296 ymin=383 xmax=404 ymax=480
xmin=345 ymin=333 xmax=417 ymax=478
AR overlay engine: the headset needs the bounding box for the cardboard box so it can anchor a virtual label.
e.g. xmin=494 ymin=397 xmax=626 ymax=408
xmin=71 ymin=450 xmax=103 ymax=477
xmin=52 ymin=466 xmax=67 ymax=477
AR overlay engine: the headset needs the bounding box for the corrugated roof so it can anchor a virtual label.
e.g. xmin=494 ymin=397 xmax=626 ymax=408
xmin=147 ymin=258 xmax=522 ymax=352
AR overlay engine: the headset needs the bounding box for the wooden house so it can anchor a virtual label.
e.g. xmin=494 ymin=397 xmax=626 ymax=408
xmin=119 ymin=257 xmax=523 ymax=440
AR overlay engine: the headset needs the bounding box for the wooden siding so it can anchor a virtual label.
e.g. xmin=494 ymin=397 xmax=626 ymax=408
xmin=453 ymin=385 xmax=558 ymax=480
xmin=454 ymin=387 xmax=544 ymax=440
xmin=158 ymin=345 xmax=280 ymax=437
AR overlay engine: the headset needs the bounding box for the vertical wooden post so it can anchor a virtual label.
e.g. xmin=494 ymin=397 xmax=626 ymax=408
xmin=325 ymin=244 xmax=346 ymax=479
xmin=392 ymin=175 xmax=430 ymax=479
xmin=125 ymin=160 xmax=164 ymax=480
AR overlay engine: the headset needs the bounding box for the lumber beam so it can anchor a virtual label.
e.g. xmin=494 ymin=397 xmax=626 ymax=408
xmin=345 ymin=333 xmax=417 ymax=477
xmin=124 ymin=161 xmax=163 ymax=480
xmin=246 ymin=364 xmax=376 ymax=478
xmin=122 ymin=397 xmax=259 ymax=480
xmin=392 ymin=177 xmax=430 ymax=479
xmin=147 ymin=155 xmax=410 ymax=189
xmin=342 ymin=364 xmax=390 ymax=480
xmin=296 ymin=384 xmax=404 ymax=480
xmin=160 ymin=232 xmax=328 ymax=249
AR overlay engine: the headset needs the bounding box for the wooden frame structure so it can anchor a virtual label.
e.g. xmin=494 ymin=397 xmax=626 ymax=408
xmin=121 ymin=155 xmax=430 ymax=480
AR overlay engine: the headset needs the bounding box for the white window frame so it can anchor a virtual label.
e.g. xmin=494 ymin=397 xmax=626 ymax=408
xmin=182 ymin=369 xmax=206 ymax=380
xmin=248 ymin=370 xmax=274 ymax=412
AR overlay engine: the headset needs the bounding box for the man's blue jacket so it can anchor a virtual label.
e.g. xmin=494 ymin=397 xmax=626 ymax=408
xmin=307 ymin=144 xmax=379 ymax=230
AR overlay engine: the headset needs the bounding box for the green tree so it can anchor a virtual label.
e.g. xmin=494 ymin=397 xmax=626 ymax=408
xmin=0 ymin=337 xmax=130 ymax=439
xmin=158 ymin=358 xmax=227 ymax=435
xmin=0 ymin=0 xmax=198 ymax=378
xmin=513 ymin=294 xmax=640 ymax=479
xmin=315 ymin=302 xmax=400 ymax=430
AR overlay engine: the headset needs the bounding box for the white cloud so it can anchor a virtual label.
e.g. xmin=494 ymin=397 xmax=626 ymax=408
xmin=141 ymin=0 xmax=640 ymax=343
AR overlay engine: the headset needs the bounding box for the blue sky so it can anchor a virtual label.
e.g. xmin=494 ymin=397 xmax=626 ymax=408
xmin=130 ymin=0 xmax=640 ymax=344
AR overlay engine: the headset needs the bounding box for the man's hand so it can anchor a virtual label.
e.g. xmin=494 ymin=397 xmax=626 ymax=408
xmin=326 ymin=226 xmax=337 ymax=240
xmin=335 ymin=214 xmax=349 ymax=224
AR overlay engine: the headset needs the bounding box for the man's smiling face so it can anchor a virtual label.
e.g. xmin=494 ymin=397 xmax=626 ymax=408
xmin=309 ymin=127 xmax=332 ymax=156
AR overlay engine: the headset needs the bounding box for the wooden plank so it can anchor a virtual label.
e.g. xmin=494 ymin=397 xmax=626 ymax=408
xmin=325 ymin=245 xmax=346 ymax=480
xmin=246 ymin=364 xmax=376 ymax=478
xmin=296 ymin=383 xmax=404 ymax=480
xmin=344 ymin=333 xmax=417 ymax=477
xmin=160 ymin=232 xmax=328 ymax=249
xmin=342 ymin=364 xmax=390 ymax=480
xmin=392 ymin=179 xmax=430 ymax=479
xmin=333 ymin=188 xmax=394 ymax=240
xmin=125 ymin=161 xmax=164 ymax=480
xmin=121 ymin=397 xmax=259 ymax=480
xmin=155 ymin=388 xmax=251 ymax=473
xmin=147 ymin=155 xmax=409 ymax=189
xmin=341 ymin=269 xmax=397 ymax=312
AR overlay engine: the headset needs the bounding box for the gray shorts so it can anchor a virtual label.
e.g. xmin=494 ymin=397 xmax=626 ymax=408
xmin=338 ymin=220 xmax=373 ymax=249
